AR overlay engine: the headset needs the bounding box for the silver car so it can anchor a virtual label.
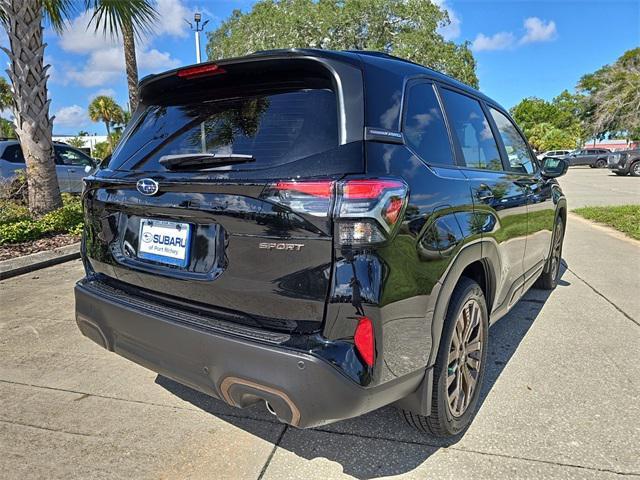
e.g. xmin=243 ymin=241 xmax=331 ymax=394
xmin=0 ymin=140 xmax=97 ymax=192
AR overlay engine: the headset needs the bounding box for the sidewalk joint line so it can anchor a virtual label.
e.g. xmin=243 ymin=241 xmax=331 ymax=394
xmin=567 ymin=267 xmax=639 ymax=328
xmin=257 ymin=425 xmax=287 ymax=480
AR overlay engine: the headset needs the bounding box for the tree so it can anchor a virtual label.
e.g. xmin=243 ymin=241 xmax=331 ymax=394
xmin=67 ymin=136 xmax=85 ymax=148
xmin=88 ymin=95 xmax=124 ymax=150
xmin=0 ymin=76 xmax=11 ymax=111
xmin=0 ymin=0 xmax=156 ymax=214
xmin=577 ymin=48 xmax=640 ymax=140
xmin=206 ymin=0 xmax=478 ymax=88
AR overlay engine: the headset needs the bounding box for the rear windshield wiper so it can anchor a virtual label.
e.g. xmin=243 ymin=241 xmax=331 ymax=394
xmin=159 ymin=153 xmax=255 ymax=170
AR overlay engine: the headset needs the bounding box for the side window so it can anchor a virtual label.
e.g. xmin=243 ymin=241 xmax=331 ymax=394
xmin=55 ymin=146 xmax=92 ymax=166
xmin=1 ymin=145 xmax=25 ymax=164
xmin=402 ymin=82 xmax=455 ymax=166
xmin=489 ymin=108 xmax=536 ymax=174
xmin=439 ymin=89 xmax=502 ymax=171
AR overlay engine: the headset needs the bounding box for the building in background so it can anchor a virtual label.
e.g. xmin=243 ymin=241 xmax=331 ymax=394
xmin=53 ymin=134 xmax=108 ymax=157
xmin=583 ymin=139 xmax=639 ymax=151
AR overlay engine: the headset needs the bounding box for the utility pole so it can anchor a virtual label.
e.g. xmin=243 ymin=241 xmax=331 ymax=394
xmin=186 ymin=13 xmax=210 ymax=152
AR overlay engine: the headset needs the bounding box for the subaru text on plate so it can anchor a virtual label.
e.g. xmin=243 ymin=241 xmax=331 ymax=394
xmin=75 ymin=49 xmax=568 ymax=437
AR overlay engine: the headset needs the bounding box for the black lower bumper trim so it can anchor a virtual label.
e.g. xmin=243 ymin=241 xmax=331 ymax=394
xmin=74 ymin=279 xmax=423 ymax=428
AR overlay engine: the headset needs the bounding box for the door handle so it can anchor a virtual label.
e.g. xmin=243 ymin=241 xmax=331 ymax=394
xmin=476 ymin=185 xmax=494 ymax=201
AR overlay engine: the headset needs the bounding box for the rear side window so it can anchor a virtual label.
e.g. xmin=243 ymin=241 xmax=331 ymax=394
xmin=440 ymin=89 xmax=502 ymax=171
xmin=111 ymin=88 xmax=338 ymax=172
xmin=489 ymin=108 xmax=536 ymax=174
xmin=1 ymin=144 xmax=25 ymax=164
xmin=55 ymin=146 xmax=94 ymax=166
xmin=402 ymin=82 xmax=454 ymax=166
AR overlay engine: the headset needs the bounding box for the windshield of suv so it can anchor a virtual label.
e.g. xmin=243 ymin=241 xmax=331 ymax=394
xmin=109 ymin=88 xmax=338 ymax=172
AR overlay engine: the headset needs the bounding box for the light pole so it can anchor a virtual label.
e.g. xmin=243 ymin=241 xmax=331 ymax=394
xmin=186 ymin=12 xmax=209 ymax=64
xmin=186 ymin=12 xmax=209 ymax=152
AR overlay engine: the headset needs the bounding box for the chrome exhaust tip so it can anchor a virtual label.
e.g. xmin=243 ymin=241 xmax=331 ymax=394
xmin=265 ymin=401 xmax=277 ymax=416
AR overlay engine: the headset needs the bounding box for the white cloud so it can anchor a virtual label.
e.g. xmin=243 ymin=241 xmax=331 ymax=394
xmin=66 ymin=45 xmax=180 ymax=88
xmin=155 ymin=0 xmax=191 ymax=38
xmin=472 ymin=17 xmax=558 ymax=52
xmin=521 ymin=17 xmax=557 ymax=44
xmin=471 ymin=32 xmax=516 ymax=52
xmin=88 ymin=88 xmax=117 ymax=101
xmin=58 ymin=10 xmax=120 ymax=54
xmin=53 ymin=105 xmax=89 ymax=128
xmin=433 ymin=0 xmax=461 ymax=40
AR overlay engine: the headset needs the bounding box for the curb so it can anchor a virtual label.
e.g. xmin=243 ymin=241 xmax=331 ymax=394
xmin=0 ymin=242 xmax=81 ymax=280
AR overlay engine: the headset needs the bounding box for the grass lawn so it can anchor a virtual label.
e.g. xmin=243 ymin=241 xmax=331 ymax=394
xmin=573 ymin=205 xmax=640 ymax=241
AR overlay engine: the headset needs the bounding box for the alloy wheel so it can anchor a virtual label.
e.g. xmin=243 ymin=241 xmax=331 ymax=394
xmin=447 ymin=299 xmax=484 ymax=417
xmin=633 ymin=162 xmax=640 ymax=176
xmin=550 ymin=221 xmax=563 ymax=281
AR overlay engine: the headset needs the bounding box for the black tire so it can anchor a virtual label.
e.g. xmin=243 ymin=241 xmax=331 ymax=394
xmin=614 ymin=172 xmax=627 ymax=176
xmin=535 ymin=217 xmax=565 ymax=290
xmin=595 ymin=158 xmax=607 ymax=168
xmin=402 ymin=277 xmax=488 ymax=437
xmin=630 ymin=161 xmax=640 ymax=177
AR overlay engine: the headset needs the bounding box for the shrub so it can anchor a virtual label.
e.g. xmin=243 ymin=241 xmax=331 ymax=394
xmin=0 ymin=194 xmax=84 ymax=245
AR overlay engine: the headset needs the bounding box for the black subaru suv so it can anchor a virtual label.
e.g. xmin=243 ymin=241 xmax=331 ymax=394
xmin=75 ymin=49 xmax=568 ymax=437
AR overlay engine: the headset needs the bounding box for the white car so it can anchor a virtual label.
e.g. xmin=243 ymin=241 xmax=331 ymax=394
xmin=536 ymin=149 xmax=572 ymax=160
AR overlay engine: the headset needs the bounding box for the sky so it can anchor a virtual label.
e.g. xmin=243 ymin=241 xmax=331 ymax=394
xmin=1 ymin=0 xmax=639 ymax=135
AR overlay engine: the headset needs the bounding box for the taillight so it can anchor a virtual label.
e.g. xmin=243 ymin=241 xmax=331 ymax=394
xmin=354 ymin=316 xmax=375 ymax=367
xmin=335 ymin=178 xmax=407 ymax=245
xmin=176 ymin=63 xmax=226 ymax=79
xmin=262 ymin=177 xmax=408 ymax=243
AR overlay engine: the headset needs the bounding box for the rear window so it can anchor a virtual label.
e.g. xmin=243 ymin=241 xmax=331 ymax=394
xmin=109 ymin=88 xmax=339 ymax=172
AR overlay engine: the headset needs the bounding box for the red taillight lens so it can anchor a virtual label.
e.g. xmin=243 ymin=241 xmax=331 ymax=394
xmin=177 ymin=64 xmax=226 ymax=79
xmin=383 ymin=196 xmax=403 ymax=224
xmin=354 ymin=316 xmax=375 ymax=367
xmin=343 ymin=179 xmax=404 ymax=199
xmin=275 ymin=180 xmax=333 ymax=198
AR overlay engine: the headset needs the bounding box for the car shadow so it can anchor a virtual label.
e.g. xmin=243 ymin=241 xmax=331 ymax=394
xmin=156 ymin=263 xmax=569 ymax=479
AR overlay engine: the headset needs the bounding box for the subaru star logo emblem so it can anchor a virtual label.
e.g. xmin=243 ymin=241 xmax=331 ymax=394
xmin=136 ymin=178 xmax=159 ymax=196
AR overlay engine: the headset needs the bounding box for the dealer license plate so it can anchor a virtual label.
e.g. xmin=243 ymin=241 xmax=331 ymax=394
xmin=138 ymin=218 xmax=191 ymax=267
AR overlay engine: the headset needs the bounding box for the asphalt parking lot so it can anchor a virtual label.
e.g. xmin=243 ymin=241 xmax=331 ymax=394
xmin=1 ymin=169 xmax=639 ymax=480
xmin=558 ymin=166 xmax=639 ymax=208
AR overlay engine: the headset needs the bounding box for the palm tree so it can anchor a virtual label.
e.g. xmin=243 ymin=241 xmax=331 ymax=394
xmin=0 ymin=77 xmax=12 ymax=111
xmin=88 ymin=95 xmax=124 ymax=150
xmin=0 ymin=0 xmax=156 ymax=214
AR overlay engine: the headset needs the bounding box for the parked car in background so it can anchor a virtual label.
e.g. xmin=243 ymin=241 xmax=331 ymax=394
xmin=608 ymin=149 xmax=640 ymax=176
xmin=536 ymin=149 xmax=572 ymax=161
xmin=563 ymin=148 xmax=610 ymax=168
xmin=75 ymin=49 xmax=569 ymax=439
xmin=0 ymin=139 xmax=98 ymax=192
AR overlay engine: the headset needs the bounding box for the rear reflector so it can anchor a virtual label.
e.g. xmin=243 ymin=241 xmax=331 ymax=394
xmin=354 ymin=316 xmax=375 ymax=367
xmin=177 ymin=64 xmax=226 ymax=79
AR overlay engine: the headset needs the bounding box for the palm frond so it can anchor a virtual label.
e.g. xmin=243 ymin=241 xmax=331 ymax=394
xmin=86 ymin=0 xmax=158 ymax=40
xmin=42 ymin=0 xmax=78 ymax=33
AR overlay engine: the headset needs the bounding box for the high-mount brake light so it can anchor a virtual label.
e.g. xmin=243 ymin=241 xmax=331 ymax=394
xmin=176 ymin=64 xmax=225 ymax=79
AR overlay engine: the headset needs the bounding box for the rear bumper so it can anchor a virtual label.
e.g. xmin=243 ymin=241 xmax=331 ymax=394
xmin=74 ymin=278 xmax=423 ymax=428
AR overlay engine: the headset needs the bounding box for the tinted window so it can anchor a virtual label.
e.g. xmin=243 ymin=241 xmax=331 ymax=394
xmin=403 ymin=82 xmax=454 ymax=166
xmin=440 ymin=89 xmax=502 ymax=171
xmin=55 ymin=146 xmax=93 ymax=166
xmin=489 ymin=108 xmax=536 ymax=174
xmin=1 ymin=144 xmax=25 ymax=164
xmin=111 ymin=89 xmax=338 ymax=172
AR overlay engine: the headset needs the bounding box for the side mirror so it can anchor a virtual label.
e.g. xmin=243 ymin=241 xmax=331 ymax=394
xmin=541 ymin=157 xmax=569 ymax=178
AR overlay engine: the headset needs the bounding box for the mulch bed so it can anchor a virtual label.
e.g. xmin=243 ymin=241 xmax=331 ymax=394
xmin=0 ymin=233 xmax=80 ymax=261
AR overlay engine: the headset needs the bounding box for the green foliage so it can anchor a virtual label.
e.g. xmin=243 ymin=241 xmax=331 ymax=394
xmin=206 ymin=0 xmax=478 ymax=88
xmin=0 ymin=194 xmax=84 ymax=245
xmin=510 ymin=92 xmax=585 ymax=151
xmin=0 ymin=117 xmax=16 ymax=138
xmin=93 ymin=141 xmax=112 ymax=160
xmin=0 ymin=76 xmax=12 ymax=111
xmin=66 ymin=136 xmax=86 ymax=148
xmin=577 ymin=48 xmax=640 ymax=140
xmin=0 ymin=202 xmax=30 ymax=224
xmin=88 ymin=95 xmax=125 ymax=129
xmin=574 ymin=205 xmax=640 ymax=241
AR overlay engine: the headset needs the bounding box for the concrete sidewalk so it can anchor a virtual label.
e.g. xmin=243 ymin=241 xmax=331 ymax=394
xmin=0 ymin=215 xmax=639 ymax=479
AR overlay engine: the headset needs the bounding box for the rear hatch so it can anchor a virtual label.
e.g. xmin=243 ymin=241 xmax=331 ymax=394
xmin=83 ymin=53 xmax=364 ymax=333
